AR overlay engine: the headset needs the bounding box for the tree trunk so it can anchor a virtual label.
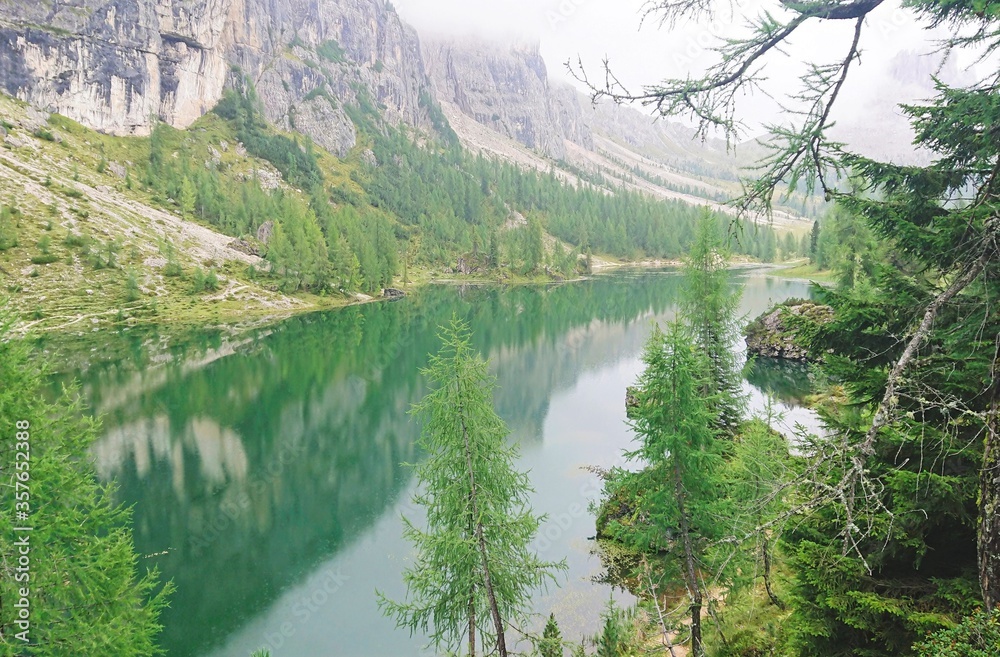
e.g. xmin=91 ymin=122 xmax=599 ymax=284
xmin=674 ymin=462 xmax=703 ymax=657
xmin=644 ymin=564 xmax=679 ymax=657
xmin=468 ymin=584 xmax=476 ymax=656
xmin=468 ymin=491 xmax=477 ymax=657
xmin=762 ymin=536 xmax=784 ymax=609
xmin=475 ymin=521 xmax=508 ymax=657
xmin=458 ymin=379 xmax=508 ymax=657
xmin=980 ymin=360 xmax=1000 ymax=611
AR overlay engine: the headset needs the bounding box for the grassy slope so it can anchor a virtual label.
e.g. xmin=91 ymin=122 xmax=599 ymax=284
xmin=0 ymin=93 xmax=603 ymax=334
xmin=0 ymin=87 xmax=806 ymax=337
xmin=768 ymin=259 xmax=838 ymax=284
xmin=0 ymin=94 xmax=369 ymax=334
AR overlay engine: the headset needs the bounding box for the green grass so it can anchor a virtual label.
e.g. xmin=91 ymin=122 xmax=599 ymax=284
xmin=0 ymin=91 xmax=584 ymax=336
xmin=770 ymin=260 xmax=837 ymax=283
xmin=0 ymin=94 xmax=347 ymax=333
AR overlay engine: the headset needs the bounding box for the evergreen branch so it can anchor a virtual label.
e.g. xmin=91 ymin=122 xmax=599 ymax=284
xmin=860 ymin=223 xmax=997 ymax=456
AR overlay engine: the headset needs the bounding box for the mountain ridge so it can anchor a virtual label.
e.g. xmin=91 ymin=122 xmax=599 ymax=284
xmin=0 ymin=0 xmax=800 ymax=215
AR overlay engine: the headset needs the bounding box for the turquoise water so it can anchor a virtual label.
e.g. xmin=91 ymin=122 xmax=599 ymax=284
xmin=53 ymin=269 xmax=814 ymax=657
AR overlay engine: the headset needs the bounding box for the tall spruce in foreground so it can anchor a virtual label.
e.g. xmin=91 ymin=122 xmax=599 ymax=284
xmin=0 ymin=311 xmax=172 ymax=655
xmin=378 ymin=319 xmax=564 ymax=657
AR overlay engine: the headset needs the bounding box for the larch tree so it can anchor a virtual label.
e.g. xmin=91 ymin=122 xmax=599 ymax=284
xmin=0 ymin=310 xmax=173 ymax=655
xmin=574 ymin=0 xmax=1000 ymax=617
xmin=608 ymin=323 xmax=730 ymax=657
xmin=680 ymin=211 xmax=745 ymax=428
xmin=723 ymin=419 xmax=795 ymax=609
xmin=378 ymin=318 xmax=564 ymax=657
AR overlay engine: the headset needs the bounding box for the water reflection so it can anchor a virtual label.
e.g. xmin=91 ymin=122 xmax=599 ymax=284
xmin=47 ymin=270 xmax=815 ymax=657
xmin=746 ymin=358 xmax=822 ymax=407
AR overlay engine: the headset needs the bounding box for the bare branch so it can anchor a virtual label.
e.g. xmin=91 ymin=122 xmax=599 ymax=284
xmin=861 ymin=221 xmax=998 ymax=457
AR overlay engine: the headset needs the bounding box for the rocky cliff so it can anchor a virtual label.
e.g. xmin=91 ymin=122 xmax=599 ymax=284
xmin=423 ymin=38 xmax=593 ymax=160
xmin=421 ymin=37 xmax=746 ymax=178
xmin=0 ymin=0 xmax=433 ymax=155
xmin=0 ymin=0 xmax=741 ymax=172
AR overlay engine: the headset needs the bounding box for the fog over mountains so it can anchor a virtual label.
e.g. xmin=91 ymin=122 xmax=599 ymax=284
xmin=1 ymin=0 xmax=955 ymax=223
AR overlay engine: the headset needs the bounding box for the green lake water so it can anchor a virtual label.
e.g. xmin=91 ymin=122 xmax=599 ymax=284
xmin=50 ymin=269 xmax=815 ymax=657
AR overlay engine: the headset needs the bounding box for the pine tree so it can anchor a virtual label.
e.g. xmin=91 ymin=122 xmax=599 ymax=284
xmin=0 ymin=311 xmax=172 ymax=655
xmin=524 ymin=215 xmax=544 ymax=274
xmin=595 ymin=598 xmax=626 ymax=657
xmin=809 ymin=221 xmax=820 ymax=264
xmin=179 ymin=175 xmax=196 ymax=218
xmin=538 ymin=613 xmax=562 ymax=657
xmin=378 ymin=319 xmax=564 ymax=657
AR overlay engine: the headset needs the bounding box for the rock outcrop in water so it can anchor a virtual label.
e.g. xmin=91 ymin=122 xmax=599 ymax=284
xmin=0 ymin=0 xmax=433 ymax=153
xmin=745 ymin=300 xmax=834 ymax=362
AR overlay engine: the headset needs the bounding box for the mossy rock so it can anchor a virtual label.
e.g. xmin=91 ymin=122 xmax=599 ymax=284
xmin=744 ymin=298 xmax=833 ymax=362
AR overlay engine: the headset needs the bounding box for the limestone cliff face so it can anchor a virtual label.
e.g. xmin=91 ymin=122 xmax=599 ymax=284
xmin=0 ymin=0 xmax=232 ymax=135
xmin=421 ymin=37 xmax=732 ymax=169
xmin=423 ymin=39 xmax=593 ymax=160
xmin=0 ymin=0 xmax=432 ymax=154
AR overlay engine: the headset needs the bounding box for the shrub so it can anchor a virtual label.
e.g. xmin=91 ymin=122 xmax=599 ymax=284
xmin=124 ymin=270 xmax=141 ymax=302
xmin=0 ymin=204 xmax=20 ymax=250
xmin=191 ymin=268 xmax=207 ymax=293
xmin=64 ymin=232 xmax=87 ymax=248
xmin=914 ymin=609 xmax=1000 ymax=657
xmin=316 ymin=39 xmax=346 ymax=63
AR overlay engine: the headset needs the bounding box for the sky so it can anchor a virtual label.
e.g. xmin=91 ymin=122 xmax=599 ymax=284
xmin=390 ymin=0 xmax=980 ymax=141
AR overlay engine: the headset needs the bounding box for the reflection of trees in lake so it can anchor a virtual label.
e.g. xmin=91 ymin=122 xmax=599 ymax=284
xmin=744 ymin=357 xmax=820 ymax=406
xmin=48 ymin=273 xmax=694 ymax=657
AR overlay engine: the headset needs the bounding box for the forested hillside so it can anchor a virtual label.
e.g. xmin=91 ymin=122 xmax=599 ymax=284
xmin=0 ymin=77 xmax=792 ymax=330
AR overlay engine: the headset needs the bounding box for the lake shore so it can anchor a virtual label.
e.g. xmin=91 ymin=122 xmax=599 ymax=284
xmin=16 ymin=257 xmax=822 ymax=342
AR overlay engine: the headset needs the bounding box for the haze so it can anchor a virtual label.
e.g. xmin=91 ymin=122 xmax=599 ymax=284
xmin=391 ymin=0 xmax=968 ymax=140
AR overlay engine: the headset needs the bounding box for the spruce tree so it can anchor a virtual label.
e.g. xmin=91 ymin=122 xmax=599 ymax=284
xmin=378 ymin=319 xmax=564 ymax=657
xmin=595 ymin=599 xmax=626 ymax=657
xmin=538 ymin=613 xmax=562 ymax=657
